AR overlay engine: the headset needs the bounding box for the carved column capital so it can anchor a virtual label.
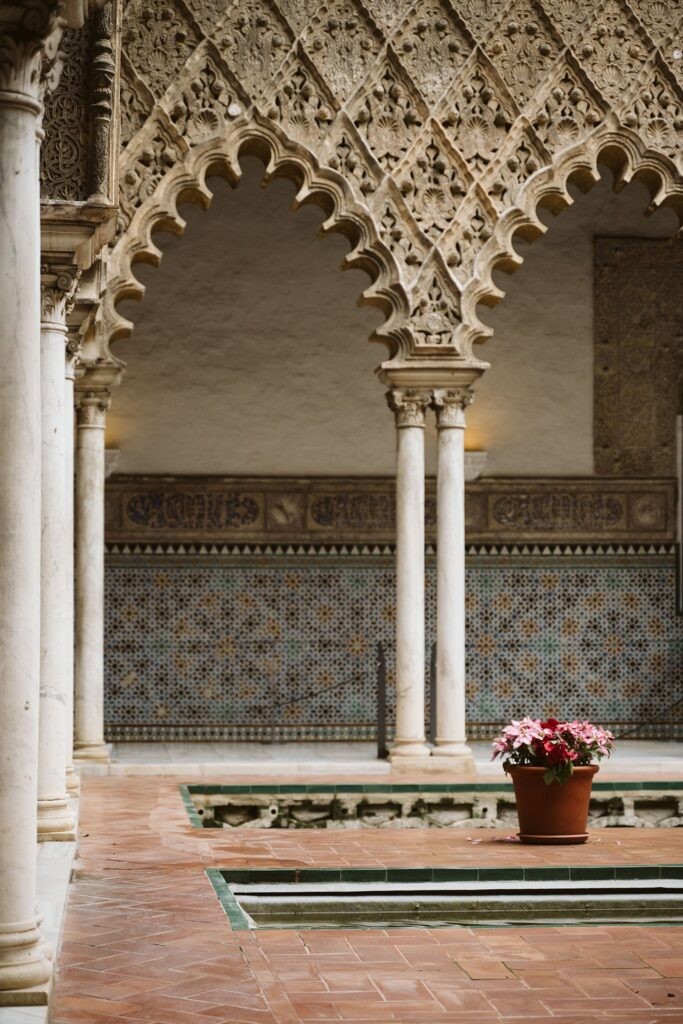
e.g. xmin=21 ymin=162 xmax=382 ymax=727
xmin=0 ymin=3 xmax=63 ymax=105
xmin=386 ymin=388 xmax=431 ymax=428
xmin=432 ymin=387 xmax=474 ymax=429
xmin=40 ymin=262 xmax=80 ymax=326
xmin=65 ymin=328 xmax=83 ymax=379
xmin=75 ymin=390 xmax=110 ymax=428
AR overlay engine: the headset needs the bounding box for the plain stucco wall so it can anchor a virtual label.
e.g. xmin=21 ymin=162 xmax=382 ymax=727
xmin=111 ymin=158 xmax=677 ymax=477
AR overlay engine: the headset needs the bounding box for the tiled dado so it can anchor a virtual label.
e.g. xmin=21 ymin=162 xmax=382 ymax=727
xmin=104 ymin=546 xmax=683 ymax=743
xmin=105 ymin=475 xmax=676 ymax=544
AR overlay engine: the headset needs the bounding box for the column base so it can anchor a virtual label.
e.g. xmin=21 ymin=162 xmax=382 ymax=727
xmin=0 ymin=919 xmax=52 ymax=996
xmin=389 ymin=739 xmax=430 ymax=758
xmin=427 ymin=752 xmax=476 ymax=774
xmin=37 ymin=796 xmax=76 ymax=842
xmin=389 ymin=740 xmax=431 ymax=775
xmin=65 ymin=762 xmax=80 ymax=793
xmin=74 ymin=742 xmax=111 ymax=763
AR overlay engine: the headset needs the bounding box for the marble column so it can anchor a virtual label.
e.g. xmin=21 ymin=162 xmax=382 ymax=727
xmin=36 ymin=271 xmax=79 ymax=840
xmin=387 ymin=389 xmax=430 ymax=763
xmin=64 ymin=340 xmax=79 ymax=793
xmin=74 ymin=390 xmax=111 ymax=762
xmin=431 ymin=388 xmax=475 ymax=772
xmin=0 ymin=10 xmax=55 ymax=993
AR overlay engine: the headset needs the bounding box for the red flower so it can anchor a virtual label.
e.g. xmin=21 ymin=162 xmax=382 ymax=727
xmin=541 ymin=717 xmax=560 ymax=731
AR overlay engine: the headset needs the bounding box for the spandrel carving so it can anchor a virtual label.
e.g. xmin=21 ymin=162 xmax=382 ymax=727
xmin=409 ymin=271 xmax=462 ymax=348
xmin=393 ymin=2 xmax=473 ymax=105
xmin=167 ymin=56 xmax=245 ymax=143
xmin=622 ymin=61 xmax=683 ymax=166
xmin=454 ymin=0 xmax=509 ymax=42
xmin=215 ymin=0 xmax=292 ymax=97
xmin=529 ymin=60 xmax=604 ymax=152
xmin=444 ymin=193 xmax=495 ymax=278
xmin=573 ymin=0 xmax=651 ymax=106
xmin=351 ymin=53 xmax=425 ymax=170
xmin=120 ymin=57 xmax=155 ymax=149
xmin=486 ymin=128 xmax=548 ymax=210
xmin=485 ymin=0 xmax=562 ymax=104
xmin=398 ymin=127 xmax=470 ymax=240
xmin=441 ymin=52 xmax=517 ymax=174
xmin=265 ymin=50 xmax=335 ymax=144
xmin=122 ymin=0 xmax=200 ymax=99
xmin=302 ymin=0 xmax=381 ymax=102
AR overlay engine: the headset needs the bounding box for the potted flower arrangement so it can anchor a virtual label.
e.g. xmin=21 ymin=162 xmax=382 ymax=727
xmin=492 ymin=718 xmax=615 ymax=844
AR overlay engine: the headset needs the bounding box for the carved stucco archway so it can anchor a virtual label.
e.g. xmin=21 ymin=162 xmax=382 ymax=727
xmin=94 ymin=0 xmax=683 ymax=373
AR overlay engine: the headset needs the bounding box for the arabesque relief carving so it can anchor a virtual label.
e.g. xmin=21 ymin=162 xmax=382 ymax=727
xmin=104 ymin=476 xmax=676 ymax=544
xmin=88 ymin=0 xmax=683 ymax=367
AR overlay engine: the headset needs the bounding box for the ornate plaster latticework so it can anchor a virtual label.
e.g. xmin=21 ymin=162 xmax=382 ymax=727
xmin=100 ymin=0 xmax=683 ymax=368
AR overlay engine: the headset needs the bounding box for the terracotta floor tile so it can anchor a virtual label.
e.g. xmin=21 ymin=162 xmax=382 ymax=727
xmin=49 ymin=776 xmax=683 ymax=1024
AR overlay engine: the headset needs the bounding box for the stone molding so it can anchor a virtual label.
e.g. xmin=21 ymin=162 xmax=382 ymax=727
xmin=104 ymin=475 xmax=676 ymax=544
xmin=95 ymin=0 xmax=683 ymax=372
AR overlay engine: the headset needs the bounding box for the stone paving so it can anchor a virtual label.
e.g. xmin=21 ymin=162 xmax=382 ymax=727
xmin=50 ymin=776 xmax=683 ymax=1023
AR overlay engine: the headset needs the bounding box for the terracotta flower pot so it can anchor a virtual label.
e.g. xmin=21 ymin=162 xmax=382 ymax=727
xmin=507 ymin=764 xmax=598 ymax=844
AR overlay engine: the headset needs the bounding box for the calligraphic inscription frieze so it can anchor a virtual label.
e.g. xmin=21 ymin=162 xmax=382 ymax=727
xmin=105 ymin=476 xmax=675 ymax=544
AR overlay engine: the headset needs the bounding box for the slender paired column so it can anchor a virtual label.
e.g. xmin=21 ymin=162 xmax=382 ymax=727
xmin=387 ymin=389 xmax=431 ymax=762
xmin=432 ymin=388 xmax=475 ymax=771
xmin=64 ymin=338 xmax=79 ymax=792
xmin=36 ymin=270 xmax=79 ymax=839
xmin=0 ymin=8 xmax=56 ymax=992
xmin=74 ymin=390 xmax=111 ymax=762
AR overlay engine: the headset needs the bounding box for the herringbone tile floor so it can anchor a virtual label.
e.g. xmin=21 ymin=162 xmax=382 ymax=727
xmin=50 ymin=777 xmax=683 ymax=1022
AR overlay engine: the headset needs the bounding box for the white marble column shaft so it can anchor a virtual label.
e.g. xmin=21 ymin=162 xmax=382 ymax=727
xmin=36 ymin=277 xmax=78 ymax=839
xmin=0 ymin=39 xmax=52 ymax=992
xmin=388 ymin=389 xmax=430 ymax=760
xmin=74 ymin=392 xmax=111 ymax=761
xmin=432 ymin=388 xmax=474 ymax=769
xmin=64 ymin=347 xmax=79 ymax=792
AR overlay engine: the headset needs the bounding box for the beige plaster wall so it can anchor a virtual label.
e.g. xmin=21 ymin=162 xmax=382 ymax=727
xmin=110 ymin=158 xmax=677 ymax=477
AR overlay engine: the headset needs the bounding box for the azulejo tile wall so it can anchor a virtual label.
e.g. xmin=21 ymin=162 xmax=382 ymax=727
xmin=104 ymin=545 xmax=682 ymax=741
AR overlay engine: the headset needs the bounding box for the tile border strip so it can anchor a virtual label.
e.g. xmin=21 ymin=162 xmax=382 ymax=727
xmin=205 ymin=868 xmax=251 ymax=931
xmin=218 ymin=865 xmax=683 ymax=885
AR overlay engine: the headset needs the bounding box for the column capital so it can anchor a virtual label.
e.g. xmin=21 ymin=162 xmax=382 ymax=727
xmin=40 ymin=261 xmax=80 ymax=327
xmin=0 ymin=2 xmax=63 ymax=106
xmin=432 ymin=387 xmax=474 ymax=429
xmin=75 ymin=389 xmax=110 ymax=428
xmin=386 ymin=388 xmax=431 ymax=428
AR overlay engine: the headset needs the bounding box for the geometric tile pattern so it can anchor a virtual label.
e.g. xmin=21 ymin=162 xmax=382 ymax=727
xmin=105 ymin=556 xmax=683 ymax=740
xmin=50 ymin=777 xmax=683 ymax=1024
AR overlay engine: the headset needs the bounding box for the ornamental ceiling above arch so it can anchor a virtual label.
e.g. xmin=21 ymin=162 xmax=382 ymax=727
xmin=92 ymin=0 xmax=683 ymax=362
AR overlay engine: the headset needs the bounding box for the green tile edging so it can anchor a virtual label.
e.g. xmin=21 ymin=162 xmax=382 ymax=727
xmin=206 ymin=868 xmax=252 ymax=931
xmin=179 ymin=784 xmax=204 ymax=827
xmin=219 ymin=864 xmax=683 ymax=884
xmin=180 ymin=779 xmax=683 ymax=828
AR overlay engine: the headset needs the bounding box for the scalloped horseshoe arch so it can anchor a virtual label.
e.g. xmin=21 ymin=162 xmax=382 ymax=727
xmin=100 ymin=119 xmax=412 ymax=361
xmin=98 ymin=0 xmax=683 ymax=371
xmin=459 ymin=125 xmax=683 ymax=352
